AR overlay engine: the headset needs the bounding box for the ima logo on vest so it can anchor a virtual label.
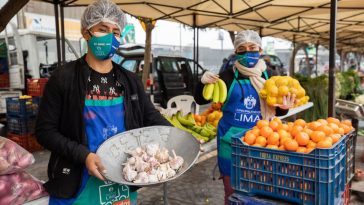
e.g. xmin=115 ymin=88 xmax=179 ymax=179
xmin=244 ymin=95 xmax=257 ymax=110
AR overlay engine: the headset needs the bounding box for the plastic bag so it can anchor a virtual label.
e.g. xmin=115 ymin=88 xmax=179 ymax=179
xmin=0 ymin=171 xmax=48 ymax=205
xmin=0 ymin=136 xmax=35 ymax=175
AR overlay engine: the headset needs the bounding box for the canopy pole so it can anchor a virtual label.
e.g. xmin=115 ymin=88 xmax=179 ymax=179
xmin=54 ymin=1 xmax=61 ymax=68
xmin=289 ymin=35 xmax=296 ymax=76
xmin=193 ymin=13 xmax=197 ymax=91
xmin=315 ymin=41 xmax=319 ymax=76
xmin=60 ymin=3 xmax=66 ymax=64
xmin=328 ymin=0 xmax=337 ymax=117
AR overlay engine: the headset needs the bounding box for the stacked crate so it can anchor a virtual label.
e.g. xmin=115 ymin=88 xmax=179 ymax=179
xmin=0 ymin=42 xmax=9 ymax=88
xmin=6 ymin=96 xmax=42 ymax=152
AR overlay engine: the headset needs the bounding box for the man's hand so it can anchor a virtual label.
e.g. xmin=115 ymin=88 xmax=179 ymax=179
xmin=273 ymin=93 xmax=296 ymax=110
xmin=85 ymin=153 xmax=106 ymax=181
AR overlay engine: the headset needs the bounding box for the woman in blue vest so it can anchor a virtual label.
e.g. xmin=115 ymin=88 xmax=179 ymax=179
xmin=194 ymin=30 xmax=295 ymax=205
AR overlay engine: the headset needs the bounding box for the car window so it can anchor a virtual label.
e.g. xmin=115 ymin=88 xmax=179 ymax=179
xmin=122 ymin=60 xmax=137 ymax=72
xmin=160 ymin=58 xmax=179 ymax=73
xmin=188 ymin=60 xmax=204 ymax=75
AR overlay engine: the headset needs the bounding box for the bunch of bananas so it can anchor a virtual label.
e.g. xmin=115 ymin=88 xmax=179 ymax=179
xmin=203 ymin=79 xmax=227 ymax=103
xmin=164 ymin=111 xmax=217 ymax=143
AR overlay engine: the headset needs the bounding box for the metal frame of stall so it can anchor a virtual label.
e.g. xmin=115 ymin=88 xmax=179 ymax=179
xmin=35 ymin=0 xmax=340 ymax=205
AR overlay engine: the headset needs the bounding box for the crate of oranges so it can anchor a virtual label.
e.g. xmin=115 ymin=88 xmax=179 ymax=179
xmin=231 ymin=117 xmax=355 ymax=205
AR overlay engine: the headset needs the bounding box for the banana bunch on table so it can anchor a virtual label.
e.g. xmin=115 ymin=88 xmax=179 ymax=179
xmin=164 ymin=111 xmax=217 ymax=143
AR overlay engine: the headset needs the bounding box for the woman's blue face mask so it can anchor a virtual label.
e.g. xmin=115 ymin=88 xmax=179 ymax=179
xmin=88 ymin=31 xmax=120 ymax=60
xmin=235 ymin=51 xmax=260 ymax=68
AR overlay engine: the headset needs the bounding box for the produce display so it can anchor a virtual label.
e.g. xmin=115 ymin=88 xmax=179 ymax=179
xmin=164 ymin=108 xmax=219 ymax=143
xmin=122 ymin=144 xmax=184 ymax=183
xmin=241 ymin=117 xmax=353 ymax=153
xmin=0 ymin=137 xmax=35 ymax=175
xmin=202 ymin=79 xmax=227 ymax=103
xmin=259 ymin=76 xmax=309 ymax=107
xmin=0 ymin=171 xmax=47 ymax=205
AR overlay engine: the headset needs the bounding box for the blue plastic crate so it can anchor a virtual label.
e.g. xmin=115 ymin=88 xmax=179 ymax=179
xmin=6 ymin=97 xmax=40 ymax=117
xmin=7 ymin=115 xmax=36 ymax=135
xmin=231 ymin=130 xmax=352 ymax=205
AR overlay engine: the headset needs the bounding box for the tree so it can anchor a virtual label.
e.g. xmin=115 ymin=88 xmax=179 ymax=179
xmin=139 ymin=17 xmax=155 ymax=89
xmin=0 ymin=0 xmax=29 ymax=32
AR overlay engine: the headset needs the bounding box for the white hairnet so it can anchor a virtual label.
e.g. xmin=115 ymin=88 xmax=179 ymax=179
xmin=234 ymin=30 xmax=262 ymax=50
xmin=81 ymin=0 xmax=126 ymax=31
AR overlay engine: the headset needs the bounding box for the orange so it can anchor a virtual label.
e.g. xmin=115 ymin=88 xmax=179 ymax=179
xmin=269 ymin=120 xmax=280 ymax=131
xmin=339 ymin=123 xmax=353 ymax=134
xmin=277 ymin=124 xmax=289 ymax=131
xmin=291 ymin=125 xmax=304 ymax=138
xmin=256 ymin=136 xmax=267 ymax=147
xmin=280 ymin=136 xmax=291 ymax=146
xmin=257 ymin=120 xmax=269 ymax=129
xmin=244 ymin=133 xmax=256 ymax=145
xmin=252 ymin=143 xmax=263 ymax=147
xmin=266 ymin=145 xmax=279 ymax=149
xmin=307 ymin=140 xmax=316 ymax=148
xmin=316 ymin=139 xmax=332 ymax=148
xmin=278 ymin=145 xmax=285 ymax=150
xmin=317 ymin=125 xmax=334 ymax=136
xmin=294 ymin=119 xmax=306 ymax=127
xmin=303 ymin=128 xmax=313 ymax=137
xmin=341 ymin=119 xmax=352 ymax=127
xmin=284 ymin=139 xmax=299 ymax=152
xmin=306 ymin=147 xmax=315 ymax=153
xmin=324 ymin=137 xmax=333 ymax=144
xmin=212 ymin=119 xmax=219 ymax=127
xmin=272 ymin=117 xmax=282 ymax=124
xmin=338 ymin=127 xmax=345 ymax=135
xmin=296 ymin=147 xmax=307 ymax=153
xmin=287 ymin=122 xmax=294 ymax=132
xmin=295 ymin=132 xmax=310 ymax=146
xmin=311 ymin=131 xmax=326 ymax=143
xmin=308 ymin=121 xmax=322 ymax=131
xmin=252 ymin=126 xmax=260 ymax=135
xmin=277 ymin=129 xmax=290 ymax=139
xmin=260 ymin=126 xmax=274 ymax=138
xmin=328 ymin=123 xmax=340 ymax=134
xmin=267 ymin=132 xmax=280 ymax=146
xmin=327 ymin=117 xmax=340 ymax=125
xmin=330 ymin=134 xmax=341 ymax=144
xmin=317 ymin=119 xmax=328 ymax=126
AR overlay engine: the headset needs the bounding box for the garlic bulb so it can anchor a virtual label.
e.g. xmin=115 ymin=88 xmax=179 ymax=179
xmin=134 ymin=172 xmax=149 ymax=183
xmin=145 ymin=144 xmax=159 ymax=157
xmin=166 ymin=164 xmax=176 ymax=178
xmin=148 ymin=174 xmax=159 ymax=183
xmin=123 ymin=164 xmax=137 ymax=182
xmin=155 ymin=148 xmax=169 ymax=163
xmin=135 ymin=157 xmax=150 ymax=172
xmin=169 ymin=150 xmax=184 ymax=170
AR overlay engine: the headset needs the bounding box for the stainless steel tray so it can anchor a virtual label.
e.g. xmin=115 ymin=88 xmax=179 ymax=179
xmin=96 ymin=126 xmax=200 ymax=187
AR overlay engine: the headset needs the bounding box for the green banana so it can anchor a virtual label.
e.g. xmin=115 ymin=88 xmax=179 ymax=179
xmin=163 ymin=114 xmax=174 ymax=125
xmin=212 ymin=82 xmax=220 ymax=103
xmin=185 ymin=112 xmax=196 ymax=124
xmin=192 ymin=125 xmax=203 ymax=133
xmin=200 ymin=129 xmax=211 ymax=138
xmin=171 ymin=115 xmax=192 ymax=133
xmin=203 ymin=126 xmax=216 ymax=136
xmin=203 ymin=83 xmax=214 ymax=100
xmin=191 ymin=131 xmax=209 ymax=143
xmin=218 ymin=79 xmax=227 ymax=103
xmin=176 ymin=111 xmax=194 ymax=127
xmin=205 ymin=123 xmax=217 ymax=132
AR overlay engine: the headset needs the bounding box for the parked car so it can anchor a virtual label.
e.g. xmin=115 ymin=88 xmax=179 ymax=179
xmin=219 ymin=53 xmax=287 ymax=75
xmin=114 ymin=44 xmax=205 ymax=107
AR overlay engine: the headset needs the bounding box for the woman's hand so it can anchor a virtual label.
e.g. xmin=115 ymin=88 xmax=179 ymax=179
xmin=273 ymin=93 xmax=296 ymax=110
xmin=85 ymin=153 xmax=106 ymax=181
xmin=201 ymin=71 xmax=219 ymax=84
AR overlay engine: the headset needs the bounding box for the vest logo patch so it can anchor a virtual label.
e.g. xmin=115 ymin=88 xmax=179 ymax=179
xmin=244 ymin=95 xmax=257 ymax=110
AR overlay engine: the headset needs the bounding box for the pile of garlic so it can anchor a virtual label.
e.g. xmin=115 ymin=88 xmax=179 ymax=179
xmin=122 ymin=144 xmax=184 ymax=183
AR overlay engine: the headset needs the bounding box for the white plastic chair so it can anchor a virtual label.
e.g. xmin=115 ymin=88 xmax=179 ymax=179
xmin=167 ymin=95 xmax=200 ymax=115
